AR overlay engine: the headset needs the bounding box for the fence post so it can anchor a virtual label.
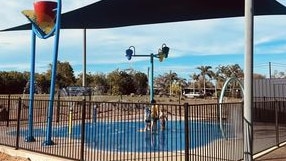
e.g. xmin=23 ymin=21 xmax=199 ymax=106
xmin=88 ymin=92 xmax=92 ymax=119
xmin=16 ymin=97 xmax=22 ymax=150
xmin=56 ymin=92 xmax=60 ymax=123
xmin=80 ymin=99 xmax=86 ymax=161
xmin=275 ymin=100 xmax=279 ymax=146
xmin=217 ymin=97 xmax=220 ymax=122
xmin=7 ymin=94 xmax=11 ymax=127
xmin=184 ymin=103 xmax=189 ymax=161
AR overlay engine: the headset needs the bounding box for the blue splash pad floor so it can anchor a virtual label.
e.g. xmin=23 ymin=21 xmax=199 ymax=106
xmin=9 ymin=120 xmax=223 ymax=152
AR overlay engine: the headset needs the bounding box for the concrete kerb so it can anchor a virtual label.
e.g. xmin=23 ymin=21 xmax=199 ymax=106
xmin=0 ymin=145 xmax=72 ymax=161
xmin=253 ymin=141 xmax=286 ymax=160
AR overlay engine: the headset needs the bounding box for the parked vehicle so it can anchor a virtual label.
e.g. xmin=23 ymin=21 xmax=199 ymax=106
xmin=183 ymin=92 xmax=203 ymax=98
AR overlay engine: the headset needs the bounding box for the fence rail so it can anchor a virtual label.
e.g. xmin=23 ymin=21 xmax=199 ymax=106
xmin=0 ymin=96 xmax=284 ymax=161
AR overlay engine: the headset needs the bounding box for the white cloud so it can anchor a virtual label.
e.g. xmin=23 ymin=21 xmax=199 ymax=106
xmin=62 ymin=0 xmax=99 ymax=11
xmin=0 ymin=32 xmax=30 ymax=48
xmin=277 ymin=0 xmax=286 ymax=6
xmin=0 ymin=63 xmax=50 ymax=73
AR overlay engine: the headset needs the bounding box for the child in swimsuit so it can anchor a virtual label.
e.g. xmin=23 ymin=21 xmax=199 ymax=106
xmin=150 ymin=100 xmax=158 ymax=132
xmin=159 ymin=109 xmax=167 ymax=130
xmin=144 ymin=106 xmax=151 ymax=131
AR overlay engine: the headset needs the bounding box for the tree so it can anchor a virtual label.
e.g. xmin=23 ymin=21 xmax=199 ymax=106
xmin=170 ymin=78 xmax=187 ymax=96
xmin=217 ymin=64 xmax=243 ymax=80
xmin=253 ymin=73 xmax=266 ymax=79
xmin=76 ymin=72 xmax=94 ymax=87
xmin=119 ymin=70 xmax=135 ymax=95
xmin=107 ymin=70 xmax=119 ymax=95
xmin=211 ymin=71 xmax=224 ymax=97
xmin=120 ymin=68 xmax=148 ymax=95
xmin=189 ymin=73 xmax=200 ymax=93
xmin=0 ymin=71 xmax=27 ymax=94
xmin=196 ymin=66 xmax=213 ymax=95
xmin=46 ymin=61 xmax=76 ymax=90
xmin=216 ymin=64 xmax=244 ymax=97
xmin=228 ymin=64 xmax=244 ymax=78
xmin=90 ymin=73 xmax=109 ymax=94
xmin=216 ymin=65 xmax=231 ymax=79
xmin=154 ymin=74 xmax=168 ymax=95
xmin=155 ymin=72 xmax=186 ymax=96
xmin=107 ymin=69 xmax=135 ymax=95
xmin=165 ymin=71 xmax=179 ymax=96
xmin=133 ymin=72 xmax=148 ymax=95
xmin=36 ymin=73 xmax=50 ymax=94
xmin=272 ymin=70 xmax=286 ymax=78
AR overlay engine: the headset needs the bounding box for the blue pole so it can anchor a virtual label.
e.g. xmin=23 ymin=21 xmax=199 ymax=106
xmin=43 ymin=0 xmax=61 ymax=146
xmin=150 ymin=54 xmax=154 ymax=102
xmin=26 ymin=28 xmax=36 ymax=142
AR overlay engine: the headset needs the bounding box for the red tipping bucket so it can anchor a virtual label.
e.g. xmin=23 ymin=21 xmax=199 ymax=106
xmin=34 ymin=1 xmax=57 ymax=25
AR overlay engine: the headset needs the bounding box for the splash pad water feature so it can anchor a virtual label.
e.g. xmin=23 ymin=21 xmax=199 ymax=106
xmin=9 ymin=120 xmax=223 ymax=152
xmin=22 ymin=0 xmax=62 ymax=144
xmin=59 ymin=87 xmax=92 ymax=139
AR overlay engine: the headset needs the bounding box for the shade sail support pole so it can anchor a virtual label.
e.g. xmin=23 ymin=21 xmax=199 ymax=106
xmin=244 ymin=0 xmax=254 ymax=160
xmin=150 ymin=54 xmax=154 ymax=102
xmin=83 ymin=28 xmax=87 ymax=87
xmin=43 ymin=0 xmax=62 ymax=146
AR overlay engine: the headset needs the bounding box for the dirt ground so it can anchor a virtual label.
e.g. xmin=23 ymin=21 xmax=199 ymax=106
xmin=0 ymin=152 xmax=30 ymax=161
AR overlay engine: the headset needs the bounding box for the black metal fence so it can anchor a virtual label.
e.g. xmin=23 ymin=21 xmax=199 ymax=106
xmin=253 ymin=97 xmax=286 ymax=154
xmin=0 ymin=95 xmax=282 ymax=161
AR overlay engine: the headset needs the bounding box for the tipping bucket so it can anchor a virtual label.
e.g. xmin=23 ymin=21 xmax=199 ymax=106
xmin=34 ymin=0 xmax=57 ymax=25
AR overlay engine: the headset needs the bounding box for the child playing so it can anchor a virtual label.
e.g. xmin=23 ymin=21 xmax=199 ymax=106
xmin=159 ymin=109 xmax=167 ymax=130
xmin=150 ymin=100 xmax=159 ymax=133
xmin=144 ymin=106 xmax=151 ymax=131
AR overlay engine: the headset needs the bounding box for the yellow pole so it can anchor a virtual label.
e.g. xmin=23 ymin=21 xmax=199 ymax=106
xmin=68 ymin=107 xmax=73 ymax=140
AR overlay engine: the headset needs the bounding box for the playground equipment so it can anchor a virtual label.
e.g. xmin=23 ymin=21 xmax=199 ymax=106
xmin=218 ymin=77 xmax=244 ymax=139
xmin=22 ymin=0 xmax=62 ymax=145
xmin=59 ymin=87 xmax=91 ymax=140
xmin=125 ymin=44 xmax=169 ymax=102
xmin=23 ymin=81 xmax=42 ymax=94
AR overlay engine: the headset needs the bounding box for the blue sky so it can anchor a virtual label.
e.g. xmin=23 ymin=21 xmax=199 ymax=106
xmin=1 ymin=0 xmax=286 ymax=80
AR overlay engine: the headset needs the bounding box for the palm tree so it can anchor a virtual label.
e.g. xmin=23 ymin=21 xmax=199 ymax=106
xmin=216 ymin=64 xmax=244 ymax=97
xmin=228 ymin=64 xmax=243 ymax=78
xmin=196 ymin=66 xmax=213 ymax=95
xmin=217 ymin=64 xmax=243 ymax=80
xmin=211 ymin=70 xmax=224 ymax=97
xmin=216 ymin=65 xmax=230 ymax=80
xmin=154 ymin=71 xmax=186 ymax=96
xmin=190 ymin=73 xmax=200 ymax=93
xmin=166 ymin=71 xmax=179 ymax=96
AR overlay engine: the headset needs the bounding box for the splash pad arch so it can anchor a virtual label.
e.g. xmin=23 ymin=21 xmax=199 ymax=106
xmin=218 ymin=77 xmax=244 ymax=139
